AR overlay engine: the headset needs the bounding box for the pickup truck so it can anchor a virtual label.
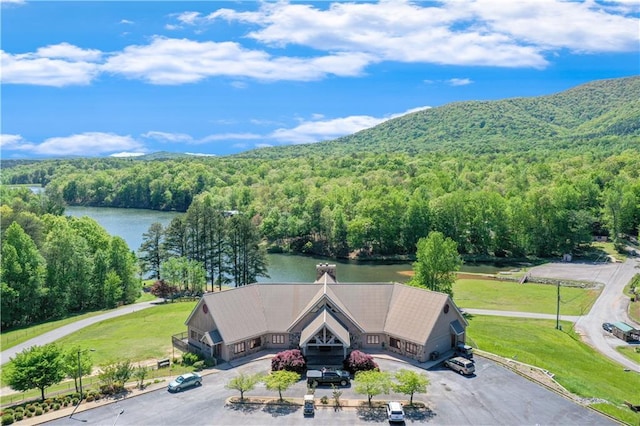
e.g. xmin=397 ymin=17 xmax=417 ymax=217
xmin=306 ymin=369 xmax=351 ymax=387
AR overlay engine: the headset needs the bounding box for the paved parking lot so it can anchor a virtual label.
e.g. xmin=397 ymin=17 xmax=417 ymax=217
xmin=44 ymin=356 xmax=615 ymax=426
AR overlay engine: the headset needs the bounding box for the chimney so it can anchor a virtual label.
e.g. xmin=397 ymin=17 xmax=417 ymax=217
xmin=315 ymin=263 xmax=337 ymax=282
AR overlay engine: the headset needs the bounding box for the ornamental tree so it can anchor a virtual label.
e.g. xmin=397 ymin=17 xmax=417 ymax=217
xmin=6 ymin=343 xmax=65 ymax=401
xmin=271 ymin=349 xmax=306 ymax=374
xmin=226 ymin=371 xmax=263 ymax=401
xmin=343 ymin=350 xmax=378 ymax=374
xmin=393 ymin=369 xmax=430 ymax=405
xmin=263 ymin=370 xmax=300 ymax=402
xmin=354 ymin=370 xmax=391 ymax=407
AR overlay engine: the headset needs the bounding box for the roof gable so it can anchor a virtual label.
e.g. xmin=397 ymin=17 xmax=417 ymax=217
xmin=385 ymin=284 xmax=450 ymax=343
xmin=299 ymin=308 xmax=351 ymax=347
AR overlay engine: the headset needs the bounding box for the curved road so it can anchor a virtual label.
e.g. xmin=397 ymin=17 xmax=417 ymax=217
xmin=0 ymin=300 xmax=159 ymax=366
xmin=469 ymin=258 xmax=640 ymax=373
xmin=573 ymin=258 xmax=640 ymax=372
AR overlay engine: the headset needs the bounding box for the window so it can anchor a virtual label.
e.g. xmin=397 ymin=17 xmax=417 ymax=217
xmin=367 ymin=335 xmax=380 ymax=344
xmin=190 ymin=330 xmax=203 ymax=341
xmin=250 ymin=337 xmax=261 ymax=349
xmin=234 ymin=342 xmax=246 ymax=354
xmin=406 ymin=342 xmax=418 ymax=354
xmin=389 ymin=337 xmax=401 ymax=349
xmin=272 ymin=334 xmax=285 ymax=344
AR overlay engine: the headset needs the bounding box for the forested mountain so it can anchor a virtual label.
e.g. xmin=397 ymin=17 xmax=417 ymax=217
xmin=239 ymin=76 xmax=639 ymax=158
xmin=2 ymin=76 xmax=639 ymax=262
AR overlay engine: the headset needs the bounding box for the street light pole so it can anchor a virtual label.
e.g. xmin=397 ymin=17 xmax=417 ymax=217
xmin=70 ymin=348 xmax=94 ymax=419
xmin=77 ymin=349 xmax=83 ymax=400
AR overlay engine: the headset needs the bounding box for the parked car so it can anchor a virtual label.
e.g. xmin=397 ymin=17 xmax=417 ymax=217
xmin=167 ymin=372 xmax=202 ymax=392
xmin=444 ymin=356 xmax=475 ymax=376
xmin=386 ymin=401 xmax=405 ymax=423
xmin=456 ymin=343 xmax=474 ymax=359
xmin=307 ymin=369 xmax=351 ymax=386
xmin=602 ymin=322 xmax=613 ymax=332
xmin=303 ymin=394 xmax=315 ymax=416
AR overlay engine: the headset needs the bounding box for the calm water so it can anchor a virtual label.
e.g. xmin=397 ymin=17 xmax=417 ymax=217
xmin=65 ymin=206 xmax=182 ymax=253
xmin=64 ymin=206 xmax=507 ymax=283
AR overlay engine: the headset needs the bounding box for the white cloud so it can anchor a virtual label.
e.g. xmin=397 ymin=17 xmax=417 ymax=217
xmin=0 ymin=43 xmax=102 ymax=86
xmin=102 ymin=37 xmax=372 ymax=84
xmin=470 ymin=0 xmax=640 ymax=53
xmin=0 ymin=133 xmax=26 ymax=148
xmin=7 ymin=132 xmax=145 ymax=156
xmin=268 ymin=106 xmax=429 ymax=145
xmin=142 ymin=131 xmax=194 ymax=143
xmin=120 ymin=19 xmax=134 ymax=25
xmin=176 ymin=11 xmax=201 ymax=25
xmin=448 ymin=78 xmax=473 ymax=86
xmin=36 ymin=42 xmax=102 ymax=61
xmin=110 ymin=151 xmax=145 ymax=157
xmin=207 ymin=0 xmax=639 ymax=68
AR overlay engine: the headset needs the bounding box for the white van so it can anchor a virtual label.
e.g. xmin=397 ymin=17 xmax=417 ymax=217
xmin=444 ymin=356 xmax=475 ymax=375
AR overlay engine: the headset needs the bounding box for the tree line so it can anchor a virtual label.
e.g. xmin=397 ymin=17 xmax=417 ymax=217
xmin=139 ymin=193 xmax=269 ymax=292
xmin=4 ymin=148 xmax=638 ymax=260
xmin=1 ymin=187 xmax=139 ymax=330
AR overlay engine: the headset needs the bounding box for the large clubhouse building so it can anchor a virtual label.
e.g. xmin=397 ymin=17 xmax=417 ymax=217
xmin=179 ymin=264 xmax=468 ymax=363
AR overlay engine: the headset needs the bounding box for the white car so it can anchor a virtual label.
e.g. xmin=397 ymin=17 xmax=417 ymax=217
xmin=167 ymin=372 xmax=202 ymax=392
xmin=387 ymin=401 xmax=405 ymax=423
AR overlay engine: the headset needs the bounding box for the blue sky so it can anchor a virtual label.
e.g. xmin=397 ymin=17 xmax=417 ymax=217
xmin=1 ymin=0 xmax=639 ymax=159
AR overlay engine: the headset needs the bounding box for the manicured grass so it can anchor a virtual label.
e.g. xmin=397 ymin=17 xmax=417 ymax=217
xmin=467 ymin=315 xmax=640 ymax=425
xmin=617 ymin=345 xmax=640 ymax=365
xmin=2 ymin=311 xmax=111 ymax=351
xmin=55 ymin=301 xmax=197 ymax=366
xmin=1 ymin=293 xmax=158 ymax=351
xmin=1 ymin=301 xmax=197 ymax=400
xmin=454 ymin=279 xmax=600 ymax=315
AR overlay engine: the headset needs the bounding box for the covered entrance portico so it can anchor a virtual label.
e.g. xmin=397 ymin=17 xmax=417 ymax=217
xmin=299 ymin=309 xmax=351 ymax=366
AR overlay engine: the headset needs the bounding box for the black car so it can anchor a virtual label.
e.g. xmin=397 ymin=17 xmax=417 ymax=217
xmin=602 ymin=322 xmax=613 ymax=332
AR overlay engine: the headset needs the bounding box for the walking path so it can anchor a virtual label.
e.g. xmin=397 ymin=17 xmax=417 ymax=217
xmin=0 ymin=300 xmax=159 ymax=366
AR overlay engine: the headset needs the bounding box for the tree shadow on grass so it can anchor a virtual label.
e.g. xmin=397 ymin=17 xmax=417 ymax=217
xmin=262 ymin=400 xmax=299 ymax=417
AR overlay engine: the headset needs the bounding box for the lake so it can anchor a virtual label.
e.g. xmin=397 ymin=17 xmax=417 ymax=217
xmin=65 ymin=206 xmax=507 ymax=283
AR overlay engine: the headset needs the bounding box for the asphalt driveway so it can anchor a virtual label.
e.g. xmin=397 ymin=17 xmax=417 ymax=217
xmin=43 ymin=356 xmax=615 ymax=426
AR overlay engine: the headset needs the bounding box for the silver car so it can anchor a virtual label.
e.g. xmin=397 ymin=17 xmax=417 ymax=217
xmin=444 ymin=356 xmax=476 ymax=376
xmin=167 ymin=372 xmax=202 ymax=392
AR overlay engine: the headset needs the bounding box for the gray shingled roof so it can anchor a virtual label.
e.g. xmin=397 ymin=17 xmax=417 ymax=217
xmin=299 ymin=308 xmax=351 ymax=347
xmin=195 ymin=280 xmax=454 ymax=345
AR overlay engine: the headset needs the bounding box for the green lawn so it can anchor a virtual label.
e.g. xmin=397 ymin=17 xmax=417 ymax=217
xmin=1 ymin=293 xmax=159 ymax=351
xmin=454 ymin=278 xmax=599 ymax=315
xmin=2 ymin=311 xmax=111 ymax=351
xmin=617 ymin=345 xmax=640 ymax=365
xmin=1 ymin=301 xmax=197 ymax=403
xmin=467 ymin=315 xmax=640 ymax=425
xmin=55 ymin=301 xmax=197 ymax=366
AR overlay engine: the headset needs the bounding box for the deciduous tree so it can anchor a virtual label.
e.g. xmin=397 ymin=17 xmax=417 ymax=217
xmin=409 ymin=231 xmax=461 ymax=296
xmin=226 ymin=372 xmax=263 ymax=401
xmin=393 ymin=369 xmax=430 ymax=406
xmin=354 ymin=370 xmax=391 ymax=407
xmin=263 ymin=370 xmax=300 ymax=402
xmin=6 ymin=343 xmax=65 ymax=401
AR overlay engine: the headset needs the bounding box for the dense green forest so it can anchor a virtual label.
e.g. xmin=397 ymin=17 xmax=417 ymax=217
xmin=2 ymin=77 xmax=639 ymax=263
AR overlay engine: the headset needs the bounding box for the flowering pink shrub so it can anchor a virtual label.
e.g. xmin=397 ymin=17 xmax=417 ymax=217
xmin=271 ymin=349 xmax=307 ymax=374
xmin=343 ymin=350 xmax=378 ymax=374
